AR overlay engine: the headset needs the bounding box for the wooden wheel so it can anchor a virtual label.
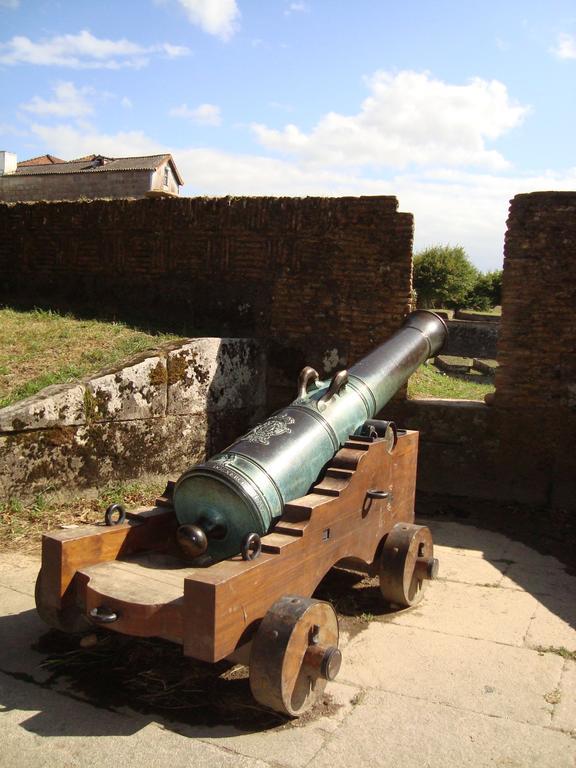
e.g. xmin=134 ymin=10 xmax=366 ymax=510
xmin=35 ymin=570 xmax=91 ymax=634
xmin=249 ymin=595 xmax=341 ymax=717
xmin=379 ymin=523 xmax=438 ymax=607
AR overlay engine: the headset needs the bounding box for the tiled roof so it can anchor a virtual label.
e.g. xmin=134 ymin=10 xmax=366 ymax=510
xmin=18 ymin=154 xmax=65 ymax=166
xmin=15 ymin=154 xmax=168 ymax=175
xmin=11 ymin=153 xmax=184 ymax=186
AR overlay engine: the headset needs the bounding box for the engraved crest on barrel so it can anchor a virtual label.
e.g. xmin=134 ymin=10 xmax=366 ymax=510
xmin=173 ymin=310 xmax=447 ymax=563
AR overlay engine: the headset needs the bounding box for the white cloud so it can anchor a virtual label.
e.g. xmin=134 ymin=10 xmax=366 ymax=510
xmin=162 ymin=43 xmax=191 ymax=58
xmin=20 ymin=82 xmax=94 ymax=118
xmin=253 ymin=70 xmax=529 ymax=171
xmin=284 ymin=2 xmax=309 ymax=15
xmin=176 ymin=0 xmax=239 ymax=40
xmin=169 ymin=102 xmax=222 ymax=125
xmin=0 ymin=121 xmax=26 ymax=136
xmin=28 ymin=122 xmax=163 ymax=158
xmin=121 ymin=97 xmax=133 ymax=109
xmin=0 ymin=29 xmax=190 ymax=68
xmin=0 ymin=0 xmax=20 ymax=8
xmin=552 ymin=33 xmax=576 ymax=59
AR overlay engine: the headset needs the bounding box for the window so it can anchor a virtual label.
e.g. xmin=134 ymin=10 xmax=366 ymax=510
xmin=163 ymin=166 xmax=169 ymax=187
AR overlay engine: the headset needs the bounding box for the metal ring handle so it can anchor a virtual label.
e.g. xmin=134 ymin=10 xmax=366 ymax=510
xmin=297 ymin=366 xmax=320 ymax=399
xmin=104 ymin=503 xmax=126 ymax=526
xmin=366 ymin=489 xmax=390 ymax=500
xmin=241 ymin=532 xmax=262 ymax=561
xmin=318 ymin=370 xmax=349 ymax=407
xmin=89 ymin=606 xmax=119 ymax=624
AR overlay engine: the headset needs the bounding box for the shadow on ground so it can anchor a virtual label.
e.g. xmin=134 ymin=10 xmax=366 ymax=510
xmin=0 ymin=569 xmax=378 ymax=740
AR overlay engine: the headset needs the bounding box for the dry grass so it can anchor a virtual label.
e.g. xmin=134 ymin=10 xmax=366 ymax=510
xmin=0 ymin=307 xmax=179 ymax=409
xmin=0 ymin=480 xmax=165 ymax=552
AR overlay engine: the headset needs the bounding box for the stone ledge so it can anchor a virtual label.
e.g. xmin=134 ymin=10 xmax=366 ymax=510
xmin=0 ymin=382 xmax=86 ymax=432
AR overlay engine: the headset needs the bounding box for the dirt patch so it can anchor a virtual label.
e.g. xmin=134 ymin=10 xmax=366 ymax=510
xmin=33 ymin=629 xmax=341 ymax=732
xmin=314 ymin=566 xmax=398 ymax=639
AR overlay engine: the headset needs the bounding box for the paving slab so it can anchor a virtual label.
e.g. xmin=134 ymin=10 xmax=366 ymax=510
xmin=525 ymin=595 xmax=576 ymax=652
xmin=389 ymin=579 xmax=539 ymax=646
xmin=0 ymin=552 xmax=39 ymax=596
xmin=435 ymin=548 xmax=507 ymax=587
xmin=422 ymin=520 xmax=512 ymax=560
xmin=339 ymin=622 xmax=562 ymax=726
xmin=499 ymin=562 xmax=576 ymax=596
xmin=1 ymin=522 xmax=575 ymax=768
xmin=177 ymin=682 xmax=359 ymax=768
xmin=312 ymin=689 xmax=576 ymax=768
xmin=503 ymin=540 xmax=567 ymax=571
xmin=0 ymin=673 xmax=271 ymax=768
xmin=553 ymin=659 xmax=576 ymax=733
xmin=193 ymin=711 xmax=327 ymax=768
xmin=0 ymin=585 xmax=52 ymax=678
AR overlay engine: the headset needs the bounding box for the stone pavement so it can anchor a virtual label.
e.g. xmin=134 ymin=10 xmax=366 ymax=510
xmin=0 ymin=519 xmax=575 ymax=768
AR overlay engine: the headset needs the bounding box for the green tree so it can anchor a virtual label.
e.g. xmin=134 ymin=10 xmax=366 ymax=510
xmin=467 ymin=269 xmax=502 ymax=310
xmin=413 ymin=245 xmax=479 ymax=309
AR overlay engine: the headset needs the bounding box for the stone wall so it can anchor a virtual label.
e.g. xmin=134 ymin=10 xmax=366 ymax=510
xmin=0 ymin=338 xmax=266 ymax=499
xmin=0 ymin=195 xmax=413 ymax=407
xmin=442 ymin=319 xmax=499 ymax=359
xmin=383 ymin=398 xmax=575 ymax=562
xmin=0 ymin=169 xmax=157 ymax=203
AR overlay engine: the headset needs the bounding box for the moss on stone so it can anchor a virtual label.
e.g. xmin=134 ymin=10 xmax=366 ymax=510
xmin=167 ymin=354 xmax=188 ymax=385
xmin=149 ymin=361 xmax=168 ymax=387
xmin=45 ymin=426 xmax=76 ymax=447
xmin=83 ymin=389 xmax=98 ymax=423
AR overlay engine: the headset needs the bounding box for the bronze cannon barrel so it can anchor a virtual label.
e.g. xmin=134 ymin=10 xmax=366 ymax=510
xmin=173 ymin=310 xmax=447 ymax=562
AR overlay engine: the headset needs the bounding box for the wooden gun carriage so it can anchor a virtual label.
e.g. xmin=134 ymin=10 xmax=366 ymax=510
xmin=36 ymin=311 xmax=446 ymax=716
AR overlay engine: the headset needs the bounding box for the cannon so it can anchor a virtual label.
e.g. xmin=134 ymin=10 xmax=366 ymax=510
xmin=35 ymin=310 xmax=447 ymax=717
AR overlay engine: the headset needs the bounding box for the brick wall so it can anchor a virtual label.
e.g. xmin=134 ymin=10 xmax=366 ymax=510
xmin=384 ymin=192 xmax=576 ymax=562
xmin=495 ymin=192 xmax=576 ymax=412
xmin=494 ymin=192 xmax=576 ymax=516
xmin=0 ymin=196 xmax=414 ymax=406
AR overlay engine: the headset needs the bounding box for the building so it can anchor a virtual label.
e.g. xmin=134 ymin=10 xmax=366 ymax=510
xmin=0 ymin=151 xmax=184 ymax=202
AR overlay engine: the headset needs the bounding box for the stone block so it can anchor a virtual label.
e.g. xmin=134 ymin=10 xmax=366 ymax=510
xmin=0 ymin=415 xmax=209 ymax=499
xmin=167 ymin=338 xmax=265 ymax=416
xmin=86 ymin=352 xmax=167 ymax=422
xmin=434 ymin=354 xmax=473 ymax=373
xmin=455 ymin=309 xmax=501 ymax=322
xmin=0 ymin=382 xmax=86 ymax=432
xmin=472 ymin=357 xmax=498 ymax=376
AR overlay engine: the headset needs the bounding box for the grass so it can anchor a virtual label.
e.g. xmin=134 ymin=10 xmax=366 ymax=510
xmin=0 ymin=307 xmax=180 ymax=409
xmin=0 ymin=479 xmax=165 ymax=551
xmin=535 ymin=646 xmax=576 ymax=662
xmin=408 ymin=362 xmax=495 ymax=400
xmin=458 ymin=306 xmax=502 ymax=317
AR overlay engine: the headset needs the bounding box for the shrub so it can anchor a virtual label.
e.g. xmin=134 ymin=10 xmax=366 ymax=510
xmin=413 ymin=245 xmax=479 ymax=310
xmin=467 ymin=270 xmax=502 ymax=309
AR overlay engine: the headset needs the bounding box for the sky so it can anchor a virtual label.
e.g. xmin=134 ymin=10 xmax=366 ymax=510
xmin=1 ymin=1 xmax=576 ymax=271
